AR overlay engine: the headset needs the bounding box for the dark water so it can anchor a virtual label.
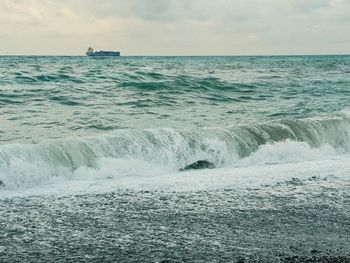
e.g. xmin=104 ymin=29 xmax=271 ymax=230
xmin=1 ymin=55 xmax=350 ymax=143
xmin=1 ymin=55 xmax=350 ymax=262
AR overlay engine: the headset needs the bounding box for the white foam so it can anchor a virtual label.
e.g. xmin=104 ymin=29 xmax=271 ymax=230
xmin=0 ymin=156 xmax=70 ymax=190
xmin=238 ymin=140 xmax=336 ymax=166
xmin=73 ymin=157 xmax=172 ymax=180
xmin=1 ymin=129 xmax=349 ymax=196
xmin=1 ymin=151 xmax=350 ymax=199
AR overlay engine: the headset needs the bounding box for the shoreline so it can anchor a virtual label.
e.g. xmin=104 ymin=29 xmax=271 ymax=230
xmin=1 ymin=186 xmax=349 ymax=262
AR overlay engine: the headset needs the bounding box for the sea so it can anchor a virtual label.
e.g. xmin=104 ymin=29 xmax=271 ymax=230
xmin=1 ymin=55 xmax=350 ymax=262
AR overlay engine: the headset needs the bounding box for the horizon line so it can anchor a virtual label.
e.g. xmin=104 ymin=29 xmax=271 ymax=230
xmin=0 ymin=53 xmax=350 ymax=57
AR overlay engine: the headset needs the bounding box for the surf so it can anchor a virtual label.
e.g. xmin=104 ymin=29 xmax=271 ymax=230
xmin=1 ymin=113 xmax=350 ymax=191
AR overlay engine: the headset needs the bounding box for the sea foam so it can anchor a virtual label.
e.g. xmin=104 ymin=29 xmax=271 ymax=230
xmin=1 ymin=114 xmax=350 ymax=192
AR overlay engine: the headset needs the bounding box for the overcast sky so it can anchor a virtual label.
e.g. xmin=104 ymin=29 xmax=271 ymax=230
xmin=0 ymin=0 xmax=349 ymax=55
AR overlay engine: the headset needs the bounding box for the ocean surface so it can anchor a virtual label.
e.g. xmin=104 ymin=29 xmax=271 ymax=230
xmin=1 ymin=55 xmax=350 ymax=262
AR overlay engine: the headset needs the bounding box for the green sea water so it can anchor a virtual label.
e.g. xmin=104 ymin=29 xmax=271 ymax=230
xmin=1 ymin=55 xmax=350 ymax=262
xmin=1 ymin=55 xmax=350 ymax=189
xmin=1 ymin=55 xmax=350 ymax=143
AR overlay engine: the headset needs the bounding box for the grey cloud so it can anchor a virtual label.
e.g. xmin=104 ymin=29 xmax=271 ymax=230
xmin=0 ymin=0 xmax=349 ymax=55
xmin=66 ymin=0 xmax=178 ymax=20
xmin=64 ymin=0 xmax=339 ymax=21
xmin=284 ymin=0 xmax=332 ymax=12
xmin=64 ymin=0 xmax=262 ymax=22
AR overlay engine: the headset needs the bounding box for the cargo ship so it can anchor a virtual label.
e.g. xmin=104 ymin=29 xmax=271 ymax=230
xmin=86 ymin=47 xmax=120 ymax=57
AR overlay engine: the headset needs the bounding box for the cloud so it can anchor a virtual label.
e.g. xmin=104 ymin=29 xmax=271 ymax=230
xmin=0 ymin=0 xmax=349 ymax=55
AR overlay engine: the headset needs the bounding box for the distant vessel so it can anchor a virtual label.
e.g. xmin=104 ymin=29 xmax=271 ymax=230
xmin=86 ymin=47 xmax=120 ymax=57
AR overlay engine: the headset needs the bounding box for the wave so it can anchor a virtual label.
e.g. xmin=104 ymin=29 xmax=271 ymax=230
xmin=118 ymin=74 xmax=258 ymax=93
xmin=1 ymin=114 xmax=350 ymax=190
xmin=13 ymin=73 xmax=85 ymax=84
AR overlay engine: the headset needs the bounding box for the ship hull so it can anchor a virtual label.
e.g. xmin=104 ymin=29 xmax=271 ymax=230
xmin=87 ymin=51 xmax=120 ymax=57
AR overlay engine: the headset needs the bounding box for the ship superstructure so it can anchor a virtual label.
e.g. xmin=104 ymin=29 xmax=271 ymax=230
xmin=86 ymin=47 xmax=120 ymax=57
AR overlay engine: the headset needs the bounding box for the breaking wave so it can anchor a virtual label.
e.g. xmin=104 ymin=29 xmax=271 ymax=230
xmin=1 ymin=114 xmax=350 ymax=190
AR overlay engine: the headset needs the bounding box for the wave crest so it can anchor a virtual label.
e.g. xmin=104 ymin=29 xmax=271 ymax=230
xmin=1 ymin=114 xmax=349 ymax=189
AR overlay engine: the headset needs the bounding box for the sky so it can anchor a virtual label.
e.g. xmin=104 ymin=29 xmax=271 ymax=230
xmin=0 ymin=0 xmax=349 ymax=56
